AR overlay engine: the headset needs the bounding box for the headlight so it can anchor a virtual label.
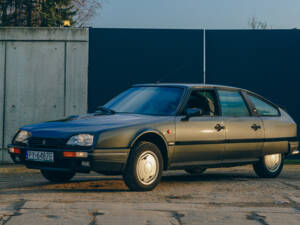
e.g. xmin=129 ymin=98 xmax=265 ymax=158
xmin=15 ymin=130 xmax=31 ymax=144
xmin=66 ymin=134 xmax=94 ymax=146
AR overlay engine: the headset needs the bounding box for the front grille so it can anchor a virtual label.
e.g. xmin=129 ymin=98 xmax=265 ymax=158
xmin=28 ymin=137 xmax=66 ymax=149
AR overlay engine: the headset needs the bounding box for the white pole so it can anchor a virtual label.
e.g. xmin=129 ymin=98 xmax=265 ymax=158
xmin=203 ymin=29 xmax=206 ymax=84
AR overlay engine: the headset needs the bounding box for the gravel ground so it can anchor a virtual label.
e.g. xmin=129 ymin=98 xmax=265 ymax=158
xmin=0 ymin=164 xmax=300 ymax=225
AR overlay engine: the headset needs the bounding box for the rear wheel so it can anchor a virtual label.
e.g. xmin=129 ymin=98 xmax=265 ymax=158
xmin=185 ymin=168 xmax=206 ymax=175
xmin=253 ymin=153 xmax=284 ymax=178
xmin=123 ymin=141 xmax=163 ymax=191
xmin=40 ymin=169 xmax=75 ymax=182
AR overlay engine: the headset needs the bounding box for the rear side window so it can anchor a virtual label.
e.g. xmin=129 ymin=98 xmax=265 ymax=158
xmin=248 ymin=95 xmax=279 ymax=116
xmin=218 ymin=90 xmax=250 ymax=117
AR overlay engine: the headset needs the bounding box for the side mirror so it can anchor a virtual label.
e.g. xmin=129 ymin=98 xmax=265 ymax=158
xmin=182 ymin=108 xmax=204 ymax=121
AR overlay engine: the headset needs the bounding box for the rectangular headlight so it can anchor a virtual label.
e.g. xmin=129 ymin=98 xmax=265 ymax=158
xmin=66 ymin=134 xmax=94 ymax=146
xmin=15 ymin=130 xmax=31 ymax=143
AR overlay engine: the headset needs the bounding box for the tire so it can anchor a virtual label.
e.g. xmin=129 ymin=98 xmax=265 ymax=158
xmin=253 ymin=153 xmax=284 ymax=178
xmin=123 ymin=141 xmax=163 ymax=191
xmin=185 ymin=168 xmax=206 ymax=175
xmin=40 ymin=169 xmax=75 ymax=182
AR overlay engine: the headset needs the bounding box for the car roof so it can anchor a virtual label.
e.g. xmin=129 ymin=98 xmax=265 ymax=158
xmin=133 ymin=83 xmax=280 ymax=109
xmin=133 ymin=83 xmax=244 ymax=91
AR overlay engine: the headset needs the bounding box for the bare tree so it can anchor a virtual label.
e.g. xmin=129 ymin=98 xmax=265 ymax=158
xmin=72 ymin=0 xmax=102 ymax=27
xmin=248 ymin=16 xmax=268 ymax=30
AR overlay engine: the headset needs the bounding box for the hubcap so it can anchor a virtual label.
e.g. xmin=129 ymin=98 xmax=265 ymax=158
xmin=264 ymin=153 xmax=282 ymax=172
xmin=136 ymin=151 xmax=159 ymax=185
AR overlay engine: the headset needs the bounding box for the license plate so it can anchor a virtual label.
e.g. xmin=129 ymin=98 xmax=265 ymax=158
xmin=26 ymin=151 xmax=54 ymax=162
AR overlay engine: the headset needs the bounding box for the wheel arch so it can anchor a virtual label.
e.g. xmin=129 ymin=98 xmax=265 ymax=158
xmin=129 ymin=129 xmax=169 ymax=170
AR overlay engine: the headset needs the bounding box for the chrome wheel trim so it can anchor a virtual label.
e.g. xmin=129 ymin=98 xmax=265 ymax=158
xmin=136 ymin=151 xmax=159 ymax=185
xmin=264 ymin=153 xmax=282 ymax=172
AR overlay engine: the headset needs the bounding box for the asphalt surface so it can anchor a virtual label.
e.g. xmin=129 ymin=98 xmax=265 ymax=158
xmin=0 ymin=164 xmax=300 ymax=225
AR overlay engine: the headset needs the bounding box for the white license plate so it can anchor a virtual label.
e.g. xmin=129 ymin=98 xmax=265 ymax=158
xmin=26 ymin=151 xmax=54 ymax=162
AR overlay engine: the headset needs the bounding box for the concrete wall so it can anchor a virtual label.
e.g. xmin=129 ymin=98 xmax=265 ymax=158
xmin=0 ymin=28 xmax=88 ymax=163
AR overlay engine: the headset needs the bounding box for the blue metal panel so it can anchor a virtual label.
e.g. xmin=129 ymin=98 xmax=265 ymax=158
xmin=89 ymin=28 xmax=300 ymax=159
xmin=88 ymin=28 xmax=204 ymax=112
xmin=206 ymin=30 xmax=300 ymax=143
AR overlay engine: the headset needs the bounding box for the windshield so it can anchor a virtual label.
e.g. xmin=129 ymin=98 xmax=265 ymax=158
xmin=103 ymin=86 xmax=184 ymax=116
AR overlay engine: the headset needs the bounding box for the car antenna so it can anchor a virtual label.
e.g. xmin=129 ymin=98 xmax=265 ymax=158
xmin=156 ymin=65 xmax=185 ymax=84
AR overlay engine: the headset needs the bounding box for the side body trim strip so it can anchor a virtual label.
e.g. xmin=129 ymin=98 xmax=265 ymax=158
xmin=174 ymin=137 xmax=298 ymax=146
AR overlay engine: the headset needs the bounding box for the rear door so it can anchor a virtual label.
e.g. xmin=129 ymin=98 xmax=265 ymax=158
xmin=218 ymin=89 xmax=264 ymax=163
xmin=247 ymin=93 xmax=291 ymax=155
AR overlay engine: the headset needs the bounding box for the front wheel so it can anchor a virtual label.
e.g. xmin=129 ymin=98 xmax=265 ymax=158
xmin=253 ymin=153 xmax=284 ymax=178
xmin=40 ymin=169 xmax=75 ymax=182
xmin=123 ymin=141 xmax=163 ymax=191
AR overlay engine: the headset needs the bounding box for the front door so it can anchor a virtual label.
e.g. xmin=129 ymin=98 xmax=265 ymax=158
xmin=173 ymin=89 xmax=225 ymax=167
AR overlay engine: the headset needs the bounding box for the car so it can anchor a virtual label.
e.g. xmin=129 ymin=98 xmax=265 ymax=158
xmin=8 ymin=83 xmax=299 ymax=191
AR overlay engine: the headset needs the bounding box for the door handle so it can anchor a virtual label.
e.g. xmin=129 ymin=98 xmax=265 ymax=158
xmin=215 ymin=124 xmax=225 ymax=132
xmin=251 ymin=124 xmax=261 ymax=131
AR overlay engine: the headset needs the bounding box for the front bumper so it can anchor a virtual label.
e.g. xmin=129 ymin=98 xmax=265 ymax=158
xmin=8 ymin=145 xmax=130 ymax=173
xmin=91 ymin=148 xmax=130 ymax=173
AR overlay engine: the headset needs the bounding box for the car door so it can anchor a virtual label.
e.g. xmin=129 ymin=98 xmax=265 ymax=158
xmin=247 ymin=93 xmax=290 ymax=155
xmin=218 ymin=89 xmax=264 ymax=163
xmin=173 ymin=89 xmax=225 ymax=167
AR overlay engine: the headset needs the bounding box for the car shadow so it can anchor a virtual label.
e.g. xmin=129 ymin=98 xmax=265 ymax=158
xmin=161 ymin=172 xmax=256 ymax=182
xmin=0 ymin=171 xmax=258 ymax=194
xmin=0 ymin=176 xmax=128 ymax=194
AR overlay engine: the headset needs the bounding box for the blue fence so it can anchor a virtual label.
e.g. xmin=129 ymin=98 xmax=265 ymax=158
xmin=88 ymin=28 xmax=300 ymax=146
xmin=88 ymin=28 xmax=204 ymax=112
xmin=206 ymin=30 xmax=300 ymax=129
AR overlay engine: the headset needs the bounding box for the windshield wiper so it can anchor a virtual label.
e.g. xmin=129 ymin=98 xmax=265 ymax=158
xmin=95 ymin=106 xmax=115 ymax=114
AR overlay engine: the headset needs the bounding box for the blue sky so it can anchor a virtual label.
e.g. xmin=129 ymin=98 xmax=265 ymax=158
xmin=92 ymin=0 xmax=300 ymax=29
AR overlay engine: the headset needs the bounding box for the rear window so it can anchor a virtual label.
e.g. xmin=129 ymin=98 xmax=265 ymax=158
xmin=248 ymin=95 xmax=279 ymax=116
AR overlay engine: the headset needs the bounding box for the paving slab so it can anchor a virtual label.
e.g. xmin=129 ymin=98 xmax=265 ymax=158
xmin=0 ymin=165 xmax=300 ymax=225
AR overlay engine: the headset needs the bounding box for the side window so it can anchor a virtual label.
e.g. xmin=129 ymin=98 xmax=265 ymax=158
xmin=248 ymin=95 xmax=279 ymax=116
xmin=185 ymin=90 xmax=219 ymax=116
xmin=218 ymin=90 xmax=250 ymax=117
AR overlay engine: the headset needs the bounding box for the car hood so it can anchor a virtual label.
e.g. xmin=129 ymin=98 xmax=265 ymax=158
xmin=21 ymin=113 xmax=169 ymax=139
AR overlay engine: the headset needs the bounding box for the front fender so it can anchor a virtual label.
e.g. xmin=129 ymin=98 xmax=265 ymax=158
xmin=95 ymin=118 xmax=175 ymax=155
xmin=129 ymin=128 xmax=169 ymax=149
xmin=95 ymin=127 xmax=138 ymax=149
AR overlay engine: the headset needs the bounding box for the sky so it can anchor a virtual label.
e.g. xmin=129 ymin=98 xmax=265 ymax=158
xmin=91 ymin=0 xmax=300 ymax=29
